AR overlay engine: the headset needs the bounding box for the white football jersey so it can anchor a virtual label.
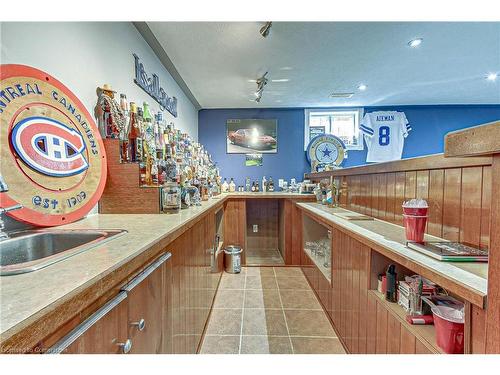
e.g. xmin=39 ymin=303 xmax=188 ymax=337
xmin=360 ymin=111 xmax=411 ymax=163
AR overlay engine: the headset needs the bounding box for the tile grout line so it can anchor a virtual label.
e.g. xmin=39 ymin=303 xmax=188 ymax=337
xmin=238 ymin=268 xmax=247 ymax=354
xmin=273 ymin=267 xmax=296 ymax=354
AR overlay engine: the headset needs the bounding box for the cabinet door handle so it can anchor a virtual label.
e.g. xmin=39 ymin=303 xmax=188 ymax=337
xmin=47 ymin=291 xmax=128 ymax=354
xmin=131 ymin=318 xmax=146 ymax=331
xmin=117 ymin=339 xmax=132 ymax=354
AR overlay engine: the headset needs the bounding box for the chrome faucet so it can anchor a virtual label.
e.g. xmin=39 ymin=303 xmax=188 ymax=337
xmin=0 ymin=175 xmax=24 ymax=239
xmin=0 ymin=204 xmax=23 ymax=240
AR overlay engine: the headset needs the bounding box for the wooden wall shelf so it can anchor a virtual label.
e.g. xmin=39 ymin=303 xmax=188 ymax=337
xmin=99 ymin=139 xmax=160 ymax=214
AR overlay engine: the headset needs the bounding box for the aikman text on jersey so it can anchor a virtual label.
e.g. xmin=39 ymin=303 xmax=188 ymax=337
xmin=133 ymin=53 xmax=178 ymax=118
xmin=0 ymin=82 xmax=99 ymax=156
xmin=376 ymin=115 xmax=395 ymax=121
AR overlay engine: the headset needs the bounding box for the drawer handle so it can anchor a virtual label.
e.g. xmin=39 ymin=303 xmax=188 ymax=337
xmin=117 ymin=339 xmax=132 ymax=354
xmin=131 ymin=318 xmax=146 ymax=331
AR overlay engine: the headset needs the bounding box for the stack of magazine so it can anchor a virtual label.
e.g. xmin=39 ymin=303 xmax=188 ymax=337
xmin=406 ymin=241 xmax=488 ymax=262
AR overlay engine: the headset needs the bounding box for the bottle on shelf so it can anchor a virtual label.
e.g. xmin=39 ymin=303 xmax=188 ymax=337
xmin=119 ymin=94 xmax=130 ymax=163
xmin=385 ymin=264 xmax=397 ymax=302
xmin=251 ymin=181 xmax=256 ymax=192
xmin=245 ymin=177 xmax=251 ymax=192
xmin=268 ymin=176 xmax=274 ymax=192
xmin=229 ymin=178 xmax=236 ymax=192
xmin=136 ymin=106 xmax=145 ymax=162
xmin=255 ymin=181 xmax=260 ymax=192
xmin=127 ymin=102 xmax=141 ymax=163
xmin=221 ymin=178 xmax=229 ymax=193
xmin=161 ymin=181 xmax=181 ymax=214
xmin=261 ymin=175 xmax=267 ymax=192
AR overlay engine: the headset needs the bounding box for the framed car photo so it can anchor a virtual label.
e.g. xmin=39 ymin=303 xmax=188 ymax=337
xmin=226 ymin=119 xmax=277 ymax=154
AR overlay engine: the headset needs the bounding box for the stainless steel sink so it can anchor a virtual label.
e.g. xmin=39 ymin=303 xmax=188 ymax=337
xmin=0 ymin=229 xmax=127 ymax=276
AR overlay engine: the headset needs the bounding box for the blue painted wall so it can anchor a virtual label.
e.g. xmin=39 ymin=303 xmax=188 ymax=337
xmin=198 ymin=105 xmax=500 ymax=186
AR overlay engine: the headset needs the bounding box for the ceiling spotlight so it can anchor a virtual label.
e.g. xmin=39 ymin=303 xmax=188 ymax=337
xmin=260 ymin=22 xmax=272 ymax=38
xmin=253 ymin=72 xmax=268 ymax=103
xmin=408 ymin=38 xmax=423 ymax=48
xmin=358 ymin=84 xmax=367 ymax=91
xmin=486 ymin=72 xmax=498 ymax=81
xmin=271 ymin=79 xmax=289 ymax=82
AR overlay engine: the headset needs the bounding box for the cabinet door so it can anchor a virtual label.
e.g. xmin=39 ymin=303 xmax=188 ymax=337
xmin=123 ymin=253 xmax=171 ymax=354
xmin=51 ymin=292 xmax=129 ymax=354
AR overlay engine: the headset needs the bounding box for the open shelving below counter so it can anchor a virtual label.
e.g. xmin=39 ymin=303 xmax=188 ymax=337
xmin=369 ymin=290 xmax=445 ymax=354
xmin=304 ymin=247 xmax=331 ymax=283
xmin=297 ymin=202 xmax=488 ymax=308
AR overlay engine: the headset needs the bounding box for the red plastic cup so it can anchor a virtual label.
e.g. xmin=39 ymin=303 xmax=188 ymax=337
xmin=403 ymin=206 xmax=428 ymax=243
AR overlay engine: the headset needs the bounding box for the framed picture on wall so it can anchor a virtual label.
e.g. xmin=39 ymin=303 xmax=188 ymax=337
xmin=226 ymin=119 xmax=277 ymax=154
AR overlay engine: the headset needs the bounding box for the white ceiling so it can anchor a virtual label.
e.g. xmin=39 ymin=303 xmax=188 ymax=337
xmin=147 ymin=22 xmax=500 ymax=108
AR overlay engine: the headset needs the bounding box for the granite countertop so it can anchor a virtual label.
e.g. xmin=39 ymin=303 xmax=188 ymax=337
xmin=297 ymin=202 xmax=488 ymax=305
xmin=0 ymin=192 xmax=311 ymax=343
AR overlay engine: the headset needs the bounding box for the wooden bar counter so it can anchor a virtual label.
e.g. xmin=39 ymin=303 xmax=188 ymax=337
xmin=0 ymin=192 xmax=313 ymax=354
xmin=299 ymin=121 xmax=499 ymax=353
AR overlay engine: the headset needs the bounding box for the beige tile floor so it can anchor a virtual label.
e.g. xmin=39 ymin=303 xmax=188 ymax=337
xmin=246 ymin=248 xmax=285 ymax=266
xmin=200 ymin=267 xmax=346 ymax=354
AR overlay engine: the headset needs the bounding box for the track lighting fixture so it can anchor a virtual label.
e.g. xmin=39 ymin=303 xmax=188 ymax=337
xmin=260 ymin=22 xmax=272 ymax=38
xmin=253 ymin=72 xmax=268 ymax=103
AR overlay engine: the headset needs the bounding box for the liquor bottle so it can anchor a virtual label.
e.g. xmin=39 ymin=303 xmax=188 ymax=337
xmin=136 ymin=107 xmax=144 ymax=162
xmin=142 ymin=102 xmax=157 ymax=186
xmin=255 ymin=181 xmax=260 ymax=192
xmin=261 ymin=176 xmax=267 ymax=192
xmin=154 ymin=112 xmax=164 ymax=161
xmin=118 ymin=94 xmax=130 ymax=162
xmin=245 ymin=177 xmax=251 ymax=192
xmin=221 ymin=178 xmax=229 ymax=193
xmin=127 ymin=102 xmax=140 ymax=163
xmin=268 ymin=176 xmax=275 ymax=192
xmin=229 ymin=178 xmax=236 ymax=192
xmin=251 ymin=181 xmax=256 ymax=192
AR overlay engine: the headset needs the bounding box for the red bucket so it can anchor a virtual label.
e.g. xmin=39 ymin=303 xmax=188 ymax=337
xmin=432 ymin=308 xmax=464 ymax=354
xmin=403 ymin=206 xmax=428 ymax=243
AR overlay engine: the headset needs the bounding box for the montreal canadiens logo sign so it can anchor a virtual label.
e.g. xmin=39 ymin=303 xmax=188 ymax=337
xmin=0 ymin=64 xmax=107 ymax=226
xmin=11 ymin=116 xmax=89 ymax=177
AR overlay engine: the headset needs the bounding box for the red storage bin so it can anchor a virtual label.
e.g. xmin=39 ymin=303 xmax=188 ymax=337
xmin=432 ymin=307 xmax=465 ymax=354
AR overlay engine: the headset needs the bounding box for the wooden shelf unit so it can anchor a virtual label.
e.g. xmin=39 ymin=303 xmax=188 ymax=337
xmin=369 ymin=290 xmax=445 ymax=354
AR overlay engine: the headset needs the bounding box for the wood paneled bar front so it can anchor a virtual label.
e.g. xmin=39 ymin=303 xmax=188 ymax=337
xmin=301 ymin=127 xmax=498 ymax=353
xmin=444 ymin=121 xmax=500 ymax=354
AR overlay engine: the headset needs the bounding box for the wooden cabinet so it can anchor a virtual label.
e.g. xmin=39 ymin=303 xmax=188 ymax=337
xmin=167 ymin=212 xmax=222 ymax=354
xmin=51 ymin=254 xmax=172 ymax=354
xmin=122 ymin=253 xmax=171 ymax=354
xmin=53 ymin=292 xmax=129 ymax=354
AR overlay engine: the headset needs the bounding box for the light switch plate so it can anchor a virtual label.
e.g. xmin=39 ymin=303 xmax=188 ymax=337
xmin=253 ymin=224 xmax=258 ymax=233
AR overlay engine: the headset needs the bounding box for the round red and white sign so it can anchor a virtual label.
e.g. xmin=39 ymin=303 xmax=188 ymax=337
xmin=0 ymin=64 xmax=107 ymax=226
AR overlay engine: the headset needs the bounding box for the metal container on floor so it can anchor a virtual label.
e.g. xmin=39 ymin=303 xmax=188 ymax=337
xmin=224 ymin=245 xmax=243 ymax=273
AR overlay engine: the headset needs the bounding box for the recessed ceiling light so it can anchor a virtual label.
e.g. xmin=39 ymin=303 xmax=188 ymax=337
xmin=358 ymin=84 xmax=367 ymax=91
xmin=408 ymin=38 xmax=423 ymax=48
xmin=247 ymin=79 xmax=257 ymax=83
xmin=486 ymin=72 xmax=498 ymax=81
xmin=271 ymin=79 xmax=289 ymax=82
